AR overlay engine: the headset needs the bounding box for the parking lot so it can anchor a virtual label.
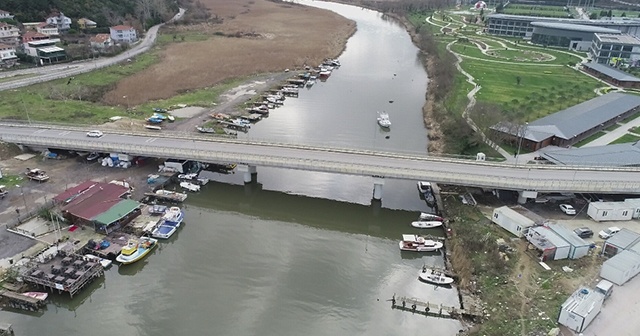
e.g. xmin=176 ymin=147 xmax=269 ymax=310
xmin=581 ymin=274 xmax=640 ymax=336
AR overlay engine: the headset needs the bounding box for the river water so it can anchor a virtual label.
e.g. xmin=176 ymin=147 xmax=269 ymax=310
xmin=1 ymin=2 xmax=463 ymax=335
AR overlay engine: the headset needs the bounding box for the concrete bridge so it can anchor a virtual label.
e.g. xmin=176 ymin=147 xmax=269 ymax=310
xmin=1 ymin=123 xmax=639 ymax=202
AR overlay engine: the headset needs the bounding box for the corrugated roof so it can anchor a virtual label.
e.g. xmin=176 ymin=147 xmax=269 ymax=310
xmin=562 ymin=287 xmax=604 ymax=317
xmin=605 ymin=228 xmax=640 ymax=249
xmin=54 ymin=180 xmax=98 ymax=203
xmin=602 ymin=249 xmax=640 ymax=272
xmin=494 ymin=206 xmax=535 ymax=225
xmin=531 ymin=21 xmax=621 ymax=33
xmin=528 ymin=93 xmax=640 ymax=140
xmin=63 ymin=183 xmax=129 ymax=221
xmin=92 ymin=199 xmax=141 ymax=226
xmin=548 ymin=224 xmax=590 ymax=247
xmin=531 ymin=226 xmax=570 ymax=248
xmin=595 ymin=33 xmax=640 ymax=44
xmin=583 ymin=63 xmax=640 ymax=82
xmin=541 ymin=142 xmax=640 ymax=166
xmin=590 ymin=201 xmax=634 ymax=210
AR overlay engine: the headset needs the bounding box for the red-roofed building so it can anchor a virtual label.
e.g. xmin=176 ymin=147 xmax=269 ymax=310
xmin=109 ymin=25 xmax=137 ymax=43
xmin=22 ymin=31 xmax=49 ymax=44
xmin=89 ymin=33 xmax=112 ymax=49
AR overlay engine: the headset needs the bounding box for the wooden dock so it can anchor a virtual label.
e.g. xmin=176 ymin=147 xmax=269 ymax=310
xmin=390 ymin=295 xmax=483 ymax=321
xmin=22 ymin=252 xmax=104 ymax=298
xmin=0 ymin=290 xmax=47 ymax=312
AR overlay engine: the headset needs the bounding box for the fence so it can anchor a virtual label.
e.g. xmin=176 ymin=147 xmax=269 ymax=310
xmin=5 ymin=199 xmax=55 ymax=231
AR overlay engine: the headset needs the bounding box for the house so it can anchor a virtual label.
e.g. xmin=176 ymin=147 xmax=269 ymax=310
xmin=548 ymin=224 xmax=591 ymax=259
xmin=600 ymin=250 xmax=640 ymax=285
xmin=0 ymin=22 xmax=20 ymax=47
xmin=109 ymin=25 xmax=137 ymax=43
xmin=0 ymin=43 xmax=17 ymax=68
xmin=45 ymin=11 xmax=72 ymax=31
xmin=89 ymin=34 xmax=112 ymax=49
xmin=491 ymin=206 xmax=539 ymax=237
xmin=23 ymin=39 xmax=66 ymax=64
xmin=587 ymin=201 xmax=634 ymax=222
xmin=0 ymin=9 xmax=14 ymax=19
xmin=525 ymin=226 xmax=571 ymax=261
xmin=21 ymin=31 xmax=50 ymax=45
xmin=77 ymin=18 xmax=97 ymax=30
xmin=36 ymin=23 xmax=59 ymax=36
xmin=602 ymin=228 xmax=640 ymax=257
xmin=589 ymin=33 xmax=640 ymax=66
xmin=557 ymin=287 xmax=604 ymax=333
xmin=582 ymin=62 xmax=640 ymax=88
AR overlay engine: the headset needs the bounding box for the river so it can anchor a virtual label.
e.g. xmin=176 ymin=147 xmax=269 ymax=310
xmin=0 ymin=2 xmax=463 ymax=335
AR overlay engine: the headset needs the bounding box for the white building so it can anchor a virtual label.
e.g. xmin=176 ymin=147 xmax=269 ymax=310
xmin=36 ymin=23 xmax=59 ymax=36
xmin=589 ymin=33 xmax=640 ymax=66
xmin=600 ymin=250 xmax=640 ymax=285
xmin=558 ymin=287 xmax=604 ymax=333
xmin=110 ymin=25 xmax=137 ymax=43
xmin=0 ymin=9 xmax=13 ymax=19
xmin=491 ymin=206 xmax=536 ymax=237
xmin=46 ymin=12 xmax=71 ymax=31
xmin=0 ymin=22 xmax=20 ymax=47
xmin=624 ymin=198 xmax=640 ymax=218
xmin=526 ymin=226 xmax=571 ymax=261
xmin=23 ymin=39 xmax=66 ymax=65
xmin=587 ymin=201 xmax=634 ymax=222
xmin=0 ymin=43 xmax=17 ymax=67
xmin=548 ymin=224 xmax=591 ymax=259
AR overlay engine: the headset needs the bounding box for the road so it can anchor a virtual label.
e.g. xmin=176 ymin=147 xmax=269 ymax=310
xmin=0 ymin=8 xmax=185 ymax=91
xmin=1 ymin=124 xmax=639 ymax=194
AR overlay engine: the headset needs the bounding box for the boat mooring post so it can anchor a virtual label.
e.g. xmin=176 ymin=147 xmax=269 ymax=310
xmin=372 ymin=176 xmax=384 ymax=200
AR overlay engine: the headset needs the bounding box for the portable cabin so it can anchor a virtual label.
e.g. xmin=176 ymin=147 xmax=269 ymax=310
xmin=600 ymin=250 xmax=640 ymax=285
xmin=548 ymin=224 xmax=590 ymax=259
xmin=587 ymin=201 xmax=634 ymax=222
xmin=624 ymin=198 xmax=640 ymax=219
xmin=491 ymin=206 xmax=535 ymax=237
xmin=557 ymin=287 xmax=604 ymax=333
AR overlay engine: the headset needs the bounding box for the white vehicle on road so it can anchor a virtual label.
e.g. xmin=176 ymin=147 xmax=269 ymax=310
xmin=86 ymin=130 xmax=104 ymax=138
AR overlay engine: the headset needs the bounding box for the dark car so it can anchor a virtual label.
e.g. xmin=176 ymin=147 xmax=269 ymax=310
xmin=574 ymin=227 xmax=594 ymax=239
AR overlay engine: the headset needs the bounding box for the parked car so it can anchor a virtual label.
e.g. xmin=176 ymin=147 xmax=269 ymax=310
xmin=599 ymin=227 xmax=621 ymax=240
xmin=86 ymin=152 xmax=100 ymax=161
xmin=573 ymin=227 xmax=593 ymax=239
xmin=559 ymin=204 xmax=576 ymax=215
xmin=86 ymin=130 xmax=104 ymax=138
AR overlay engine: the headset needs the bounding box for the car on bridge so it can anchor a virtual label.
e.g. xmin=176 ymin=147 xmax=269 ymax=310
xmin=86 ymin=130 xmax=104 ymax=138
xmin=559 ymin=204 xmax=576 ymax=215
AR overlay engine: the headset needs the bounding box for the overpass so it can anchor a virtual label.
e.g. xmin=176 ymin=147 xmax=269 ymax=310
xmin=1 ymin=123 xmax=639 ymax=201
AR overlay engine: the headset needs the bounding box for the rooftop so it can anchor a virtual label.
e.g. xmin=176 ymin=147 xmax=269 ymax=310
xmin=92 ymin=199 xmax=141 ymax=226
xmin=602 ymin=250 xmax=640 ymax=273
xmin=89 ymin=34 xmax=110 ymax=44
xmin=38 ymin=46 xmax=65 ymax=53
xmin=62 ymin=183 xmax=129 ymax=221
xmin=548 ymin=224 xmax=590 ymax=247
xmin=605 ymin=228 xmax=640 ymax=249
xmin=27 ymin=39 xmax=58 ymax=46
xmin=111 ymin=25 xmax=134 ymax=31
xmin=582 ymin=63 xmax=640 ymax=82
xmin=54 ymin=180 xmax=98 ymax=203
xmin=531 ymin=21 xmax=621 ymax=34
xmin=596 ymin=33 xmax=640 ymax=44
xmin=562 ymin=287 xmax=604 ymax=317
xmin=487 ymin=13 xmax=640 ymax=26
xmin=529 ymin=226 xmax=570 ymax=250
xmin=541 ymin=142 xmax=640 ymax=166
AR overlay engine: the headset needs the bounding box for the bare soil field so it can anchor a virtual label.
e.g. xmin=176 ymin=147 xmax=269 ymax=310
xmin=103 ymin=0 xmax=356 ymax=105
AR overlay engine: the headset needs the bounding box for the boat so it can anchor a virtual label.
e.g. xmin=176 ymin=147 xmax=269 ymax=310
xmin=21 ymin=292 xmax=48 ymax=301
xmin=145 ymin=125 xmax=162 ymax=131
xmin=419 ymin=212 xmax=444 ymax=221
xmin=148 ymin=204 xmax=167 ymax=215
xmin=196 ymin=126 xmax=216 ymax=133
xmin=180 ymin=181 xmax=200 ymax=192
xmin=306 ymin=79 xmax=316 ymax=87
xmin=418 ymin=268 xmax=454 ymax=285
xmin=417 ymin=181 xmax=432 ymax=194
xmin=115 ymin=236 xmax=158 ymax=265
xmin=178 ymin=173 xmax=198 ymax=180
xmin=411 ymin=221 xmax=443 ymax=229
xmin=424 ymin=193 xmax=436 ymax=206
xmin=167 ymin=115 xmax=175 ymax=122
xmin=398 ymin=234 xmax=443 ymax=252
xmin=154 ymin=189 xmax=188 ymax=202
xmin=162 ymin=206 xmax=185 ymax=226
xmin=377 ymin=112 xmax=391 ymax=128
xmin=25 ymin=168 xmax=49 ymax=182
xmin=152 ymin=208 xmax=184 ymax=239
xmin=84 ymin=254 xmax=113 ymax=269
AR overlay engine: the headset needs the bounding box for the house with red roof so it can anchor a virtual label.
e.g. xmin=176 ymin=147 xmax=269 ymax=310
xmin=56 ymin=181 xmax=141 ymax=234
xmin=89 ymin=34 xmax=112 ymax=49
xmin=109 ymin=25 xmax=137 ymax=43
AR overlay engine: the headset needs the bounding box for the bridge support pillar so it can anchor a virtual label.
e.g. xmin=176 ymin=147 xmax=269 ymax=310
xmin=16 ymin=144 xmax=25 ymax=152
xmin=238 ymin=165 xmax=257 ymax=184
xmin=372 ymin=177 xmax=384 ymax=200
xmin=517 ymin=190 xmax=538 ymax=205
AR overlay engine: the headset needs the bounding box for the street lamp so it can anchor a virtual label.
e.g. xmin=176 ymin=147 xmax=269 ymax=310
xmin=515 ymin=122 xmax=528 ymax=165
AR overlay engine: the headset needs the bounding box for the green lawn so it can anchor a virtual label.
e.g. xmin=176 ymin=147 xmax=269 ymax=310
xmin=574 ymin=131 xmax=607 ymax=147
xmin=630 ymin=126 xmax=640 ymax=135
xmin=605 ymin=123 xmax=622 ymax=131
xmin=0 ymin=175 xmax=24 ymax=188
xmin=610 ymin=133 xmax=640 ymax=144
xmin=502 ymin=4 xmax=573 ymax=18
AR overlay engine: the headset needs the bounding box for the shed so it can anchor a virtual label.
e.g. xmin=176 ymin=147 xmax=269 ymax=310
xmin=491 ymin=206 xmax=536 ymax=237
xmin=548 ymin=224 xmax=590 ymax=259
xmin=558 ymin=287 xmax=604 ymax=333
xmin=587 ymin=201 xmax=633 ymax=222
xmin=603 ymin=228 xmax=640 ymax=256
xmin=624 ymin=198 xmax=640 ymax=219
xmin=526 ymin=226 xmax=571 ymax=261
xmin=600 ymin=250 xmax=640 ymax=285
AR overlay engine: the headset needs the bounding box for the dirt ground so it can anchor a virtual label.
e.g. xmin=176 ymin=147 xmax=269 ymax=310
xmin=103 ymin=0 xmax=356 ymax=105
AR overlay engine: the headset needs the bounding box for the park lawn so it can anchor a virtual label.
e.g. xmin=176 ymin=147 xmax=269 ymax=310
xmin=630 ymin=126 xmax=640 ymax=135
xmin=611 ymin=133 xmax=640 ymax=144
xmin=489 ymin=48 xmax=554 ymax=62
xmin=156 ymin=31 xmax=210 ymax=45
xmin=450 ymin=42 xmax=487 ymax=59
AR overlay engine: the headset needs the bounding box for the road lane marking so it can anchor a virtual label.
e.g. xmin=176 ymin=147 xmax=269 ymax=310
xmin=59 ymin=131 xmax=70 ymax=135
xmin=146 ymin=138 xmax=157 ymax=143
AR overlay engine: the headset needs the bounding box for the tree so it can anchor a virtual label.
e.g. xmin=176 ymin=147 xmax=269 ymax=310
xmin=516 ymin=76 xmax=521 ymax=85
xmin=608 ymin=9 xmax=613 ymax=18
xmin=622 ymin=12 xmax=627 ymax=17
xmin=496 ymin=2 xmax=504 ymax=13
xmin=589 ymin=13 xmax=598 ymax=20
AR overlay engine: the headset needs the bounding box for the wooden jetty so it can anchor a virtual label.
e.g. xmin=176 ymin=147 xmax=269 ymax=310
xmin=390 ymin=295 xmax=483 ymax=320
xmin=0 ymin=290 xmax=46 ymax=312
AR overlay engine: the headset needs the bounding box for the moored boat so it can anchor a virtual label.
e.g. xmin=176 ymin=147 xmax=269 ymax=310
xmin=162 ymin=206 xmax=184 ymax=226
xmin=419 ymin=212 xmax=444 ymax=221
xmin=418 ymin=268 xmax=454 ymax=285
xmin=154 ymin=189 xmax=188 ymax=202
xmin=411 ymin=221 xmax=443 ymax=229
xmin=399 ymin=234 xmax=443 ymax=252
xmin=417 ymin=181 xmax=432 ymax=194
xmin=180 ymin=181 xmax=201 ymax=192
xmin=377 ymin=111 xmax=391 ymax=128
xmin=115 ymin=237 xmax=158 ymax=265
xmin=21 ymin=292 xmax=48 ymax=301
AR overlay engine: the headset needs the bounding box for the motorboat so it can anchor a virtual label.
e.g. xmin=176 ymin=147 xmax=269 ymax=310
xmin=306 ymin=79 xmax=316 ymax=87
xmin=162 ymin=206 xmax=185 ymax=226
xmin=418 ymin=268 xmax=454 ymax=285
xmin=84 ymin=254 xmax=113 ymax=268
xmin=152 ymin=210 xmax=184 ymax=239
xmin=377 ymin=112 xmax=391 ymax=128
xmin=419 ymin=212 xmax=444 ymax=221
xmin=21 ymin=292 xmax=48 ymax=301
xmin=417 ymin=181 xmax=432 ymax=194
xmin=154 ymin=189 xmax=188 ymax=202
xmin=178 ymin=173 xmax=198 ymax=180
xmin=399 ymin=234 xmax=443 ymax=252
xmin=180 ymin=181 xmax=201 ymax=192
xmin=151 ymin=221 xmax=181 ymax=239
xmin=115 ymin=237 xmax=158 ymax=265
xmin=196 ymin=126 xmax=216 ymax=133
xmin=411 ymin=221 xmax=443 ymax=229
xmin=148 ymin=204 xmax=167 ymax=215
xmin=144 ymin=125 xmax=162 ymax=131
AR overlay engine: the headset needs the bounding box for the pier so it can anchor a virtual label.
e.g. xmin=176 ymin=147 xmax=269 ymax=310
xmin=390 ymin=295 xmax=483 ymax=321
xmin=0 ymin=290 xmax=46 ymax=312
xmin=81 ymin=231 xmax=137 ymax=260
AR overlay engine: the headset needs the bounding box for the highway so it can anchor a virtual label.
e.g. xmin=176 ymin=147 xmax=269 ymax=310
xmin=1 ymin=124 xmax=639 ymax=194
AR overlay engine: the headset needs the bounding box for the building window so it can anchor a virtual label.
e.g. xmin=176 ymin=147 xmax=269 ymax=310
xmin=602 ymin=44 xmax=612 ymax=50
xmin=494 ymin=213 xmax=498 ymax=219
xmin=623 ymin=45 xmax=633 ymax=52
xmin=623 ymin=210 xmax=628 ymax=216
xmin=602 ymin=211 xmax=608 ymax=216
xmin=612 ymin=45 xmax=622 ymax=51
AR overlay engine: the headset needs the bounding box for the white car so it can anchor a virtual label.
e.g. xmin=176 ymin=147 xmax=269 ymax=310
xmin=599 ymin=227 xmax=621 ymax=239
xmin=559 ymin=204 xmax=576 ymax=215
xmin=86 ymin=130 xmax=104 ymax=138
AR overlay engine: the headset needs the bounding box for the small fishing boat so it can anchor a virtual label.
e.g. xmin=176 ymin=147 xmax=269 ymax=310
xmin=399 ymin=234 xmax=443 ymax=252
xmin=418 ymin=267 xmax=454 ymax=285
xmin=411 ymin=221 xmax=443 ymax=229
xmin=162 ymin=206 xmax=185 ymax=226
xmin=84 ymin=254 xmax=113 ymax=268
xmin=115 ymin=237 xmax=158 ymax=265
xmin=306 ymin=79 xmax=316 ymax=87
xmin=167 ymin=115 xmax=175 ymax=122
xmin=419 ymin=212 xmax=444 ymax=221
xmin=154 ymin=189 xmax=188 ymax=202
xmin=180 ymin=181 xmax=200 ymax=192
xmin=21 ymin=292 xmax=48 ymax=301
xmin=377 ymin=111 xmax=391 ymax=128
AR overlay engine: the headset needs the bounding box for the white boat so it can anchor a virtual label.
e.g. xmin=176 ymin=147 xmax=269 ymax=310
xmin=306 ymin=79 xmax=316 ymax=87
xmin=145 ymin=125 xmax=162 ymax=131
xmin=180 ymin=181 xmax=200 ymax=192
xmin=178 ymin=173 xmax=198 ymax=180
xmin=84 ymin=254 xmax=113 ymax=269
xmin=418 ymin=268 xmax=454 ymax=285
xmin=115 ymin=237 xmax=158 ymax=265
xmin=377 ymin=112 xmax=391 ymax=128
xmin=148 ymin=204 xmax=167 ymax=215
xmin=417 ymin=181 xmax=432 ymax=194
xmin=399 ymin=234 xmax=443 ymax=252
xmin=419 ymin=212 xmax=443 ymax=221
xmin=21 ymin=292 xmax=48 ymax=301
xmin=162 ymin=206 xmax=185 ymax=226
xmin=411 ymin=221 xmax=443 ymax=229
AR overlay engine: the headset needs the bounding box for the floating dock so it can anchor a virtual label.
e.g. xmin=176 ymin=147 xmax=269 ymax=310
xmin=22 ymin=252 xmax=104 ymax=298
xmin=389 ymin=295 xmax=483 ymax=321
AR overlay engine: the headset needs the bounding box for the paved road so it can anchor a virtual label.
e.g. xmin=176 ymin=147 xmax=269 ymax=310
xmin=0 ymin=8 xmax=185 ymax=90
xmin=1 ymin=124 xmax=639 ymax=194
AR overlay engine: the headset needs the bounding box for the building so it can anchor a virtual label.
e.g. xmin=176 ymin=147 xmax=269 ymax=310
xmin=36 ymin=23 xmax=59 ymax=37
xmin=89 ymin=34 xmax=112 ymax=49
xmin=77 ymin=18 xmax=97 ymax=30
xmin=491 ymin=206 xmax=540 ymax=237
xmin=557 ymin=287 xmax=604 ymax=333
xmin=21 ymin=31 xmax=50 ymax=45
xmin=0 ymin=22 xmax=20 ymax=47
xmin=492 ymin=93 xmax=640 ymax=150
xmin=0 ymin=43 xmax=17 ymax=68
xmin=589 ymin=33 xmax=640 ymax=66
xmin=625 ymin=198 xmax=640 ymax=218
xmin=110 ymin=25 xmax=137 ymax=43
xmin=600 ymin=250 xmax=640 ymax=285
xmin=541 ymin=141 xmax=640 ymax=166
xmin=547 ymin=224 xmax=591 ymax=259
xmin=0 ymin=9 xmax=13 ymax=19
xmin=46 ymin=11 xmax=72 ymax=31
xmin=23 ymin=39 xmax=66 ymax=65
xmin=582 ymin=62 xmax=640 ymax=88
xmin=602 ymin=228 xmax=640 ymax=257
xmin=526 ymin=226 xmax=571 ymax=261
xmin=530 ymin=22 xmax=620 ymax=51
xmin=587 ymin=201 xmax=634 ymax=222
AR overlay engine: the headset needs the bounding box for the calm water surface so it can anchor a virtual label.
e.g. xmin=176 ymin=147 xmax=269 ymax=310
xmin=0 ymin=2 xmax=463 ymax=335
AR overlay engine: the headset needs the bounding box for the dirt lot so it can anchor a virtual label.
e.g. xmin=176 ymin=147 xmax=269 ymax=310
xmin=103 ymin=0 xmax=356 ymax=105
